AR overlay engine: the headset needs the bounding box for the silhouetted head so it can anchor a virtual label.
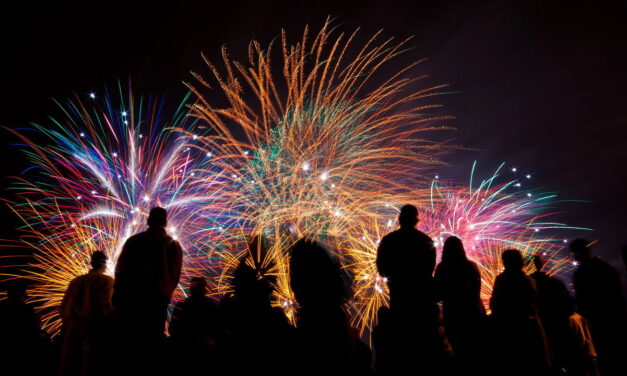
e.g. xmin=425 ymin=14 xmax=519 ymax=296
xmin=189 ymin=277 xmax=207 ymax=298
xmin=502 ymin=249 xmax=524 ymax=271
xmin=441 ymin=236 xmax=468 ymax=265
xmin=290 ymin=238 xmax=347 ymax=308
xmin=570 ymin=238 xmax=591 ymax=262
xmin=90 ymin=251 xmax=108 ymax=270
xmin=147 ymin=207 xmax=168 ymax=228
xmin=5 ymin=280 xmax=28 ymax=302
xmin=533 ymin=254 xmax=545 ymax=272
xmin=622 ymin=245 xmax=627 ymax=267
xmin=398 ymin=204 xmax=419 ymax=229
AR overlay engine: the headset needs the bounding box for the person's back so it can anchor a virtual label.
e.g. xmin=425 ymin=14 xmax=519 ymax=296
xmin=111 ymin=207 xmax=182 ymax=376
xmin=61 ymin=272 xmax=114 ymax=323
xmin=170 ymin=277 xmax=223 ymax=375
xmin=490 ymin=270 xmax=536 ymax=320
xmin=434 ymin=236 xmax=485 ymax=372
xmin=489 ymin=249 xmax=549 ymax=376
xmin=290 ymin=238 xmax=360 ymax=374
xmin=435 ymin=237 xmax=485 ymax=321
xmin=376 ymin=205 xmax=435 ymax=313
xmin=378 ymin=228 xmax=434 ymax=292
xmin=59 ymin=251 xmax=113 ymax=376
xmin=170 ymin=277 xmax=222 ymax=346
xmin=375 ymin=205 xmax=442 ymax=375
xmin=113 ymin=207 xmax=182 ymax=335
xmin=224 ymin=252 xmax=295 ymax=376
xmin=530 ymin=255 xmax=598 ymax=375
xmin=113 ymin=230 xmax=182 ymax=310
xmin=573 ymin=256 xmax=625 ymax=321
xmin=570 ymin=239 xmax=627 ymax=376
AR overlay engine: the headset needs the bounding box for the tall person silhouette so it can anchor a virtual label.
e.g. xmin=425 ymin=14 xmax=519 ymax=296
xmin=375 ymin=204 xmax=441 ymax=374
xmin=112 ymin=207 xmax=182 ymax=375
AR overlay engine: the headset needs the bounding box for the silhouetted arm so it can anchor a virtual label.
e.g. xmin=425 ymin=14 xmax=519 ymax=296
xmin=489 ymin=275 xmax=503 ymax=315
xmin=428 ymin=240 xmax=436 ymax=275
xmin=376 ymin=238 xmax=389 ymax=278
xmin=115 ymin=239 xmax=132 ymax=280
xmin=172 ymin=241 xmax=183 ymax=289
xmin=433 ymin=265 xmax=444 ymax=302
xmin=99 ymin=277 xmax=114 ymax=317
xmin=59 ymin=279 xmax=76 ymax=323
xmin=112 ymin=238 xmax=132 ymax=306
xmin=470 ymin=263 xmax=482 ymax=298
xmin=168 ymin=302 xmax=184 ymax=340
xmin=164 ymin=240 xmax=183 ymax=297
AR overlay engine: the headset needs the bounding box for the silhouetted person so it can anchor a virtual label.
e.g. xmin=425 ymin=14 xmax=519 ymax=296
xmin=220 ymin=236 xmax=295 ymax=375
xmin=0 ymin=280 xmax=47 ymax=374
xmin=622 ymin=245 xmax=627 ymax=276
xmin=112 ymin=207 xmax=182 ymax=375
xmin=59 ymin=251 xmax=114 ymax=376
xmin=290 ymin=238 xmax=370 ymax=374
xmin=170 ymin=277 xmax=221 ymax=345
xmin=169 ymin=277 xmax=223 ymax=375
xmin=571 ymin=239 xmax=627 ymax=376
xmin=532 ymin=254 xmax=598 ymax=376
xmin=374 ymin=204 xmax=442 ymax=374
xmin=490 ymin=249 xmax=550 ymax=376
xmin=434 ymin=236 xmax=486 ymax=372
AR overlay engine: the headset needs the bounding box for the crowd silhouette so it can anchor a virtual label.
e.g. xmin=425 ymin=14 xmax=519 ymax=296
xmin=1 ymin=205 xmax=627 ymax=375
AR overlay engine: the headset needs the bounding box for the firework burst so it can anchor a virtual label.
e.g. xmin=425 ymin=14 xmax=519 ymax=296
xmin=3 ymin=83 xmax=235 ymax=335
xmin=185 ymin=19 xmax=451 ymax=306
xmin=342 ymin=162 xmax=588 ymax=342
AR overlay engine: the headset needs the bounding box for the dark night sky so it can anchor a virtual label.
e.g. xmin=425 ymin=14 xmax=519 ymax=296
xmin=1 ymin=1 xmax=626 ymax=278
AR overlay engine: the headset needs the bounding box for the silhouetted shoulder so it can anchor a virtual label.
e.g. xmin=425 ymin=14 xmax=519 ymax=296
xmin=120 ymin=231 xmax=145 ymax=249
xmin=381 ymin=228 xmax=433 ymax=244
xmin=590 ymin=256 xmax=618 ymax=272
xmin=415 ymin=229 xmax=435 ymax=246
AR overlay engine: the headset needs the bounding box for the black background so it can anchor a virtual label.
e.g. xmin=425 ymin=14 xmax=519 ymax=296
xmin=1 ymin=0 xmax=626 ymax=281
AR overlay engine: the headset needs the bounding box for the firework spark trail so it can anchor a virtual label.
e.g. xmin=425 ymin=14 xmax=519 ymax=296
xmin=342 ymin=163 xmax=588 ymax=343
xmin=2 ymin=83 xmax=238 ymax=335
xmin=185 ymin=19 xmax=451 ymax=307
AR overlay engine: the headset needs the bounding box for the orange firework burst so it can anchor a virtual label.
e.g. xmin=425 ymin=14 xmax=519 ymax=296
xmin=184 ymin=19 xmax=451 ymax=310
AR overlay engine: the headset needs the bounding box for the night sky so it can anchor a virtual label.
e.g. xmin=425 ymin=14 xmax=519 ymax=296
xmin=1 ymin=1 xmax=626 ymax=278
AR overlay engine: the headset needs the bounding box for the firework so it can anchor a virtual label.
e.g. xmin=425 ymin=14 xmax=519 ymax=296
xmin=342 ymin=162 xmax=588 ymax=342
xmin=3 ymin=83 xmax=236 ymax=335
xmin=185 ymin=19 xmax=451 ymax=306
xmin=2 ymin=20 xmax=584 ymax=347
